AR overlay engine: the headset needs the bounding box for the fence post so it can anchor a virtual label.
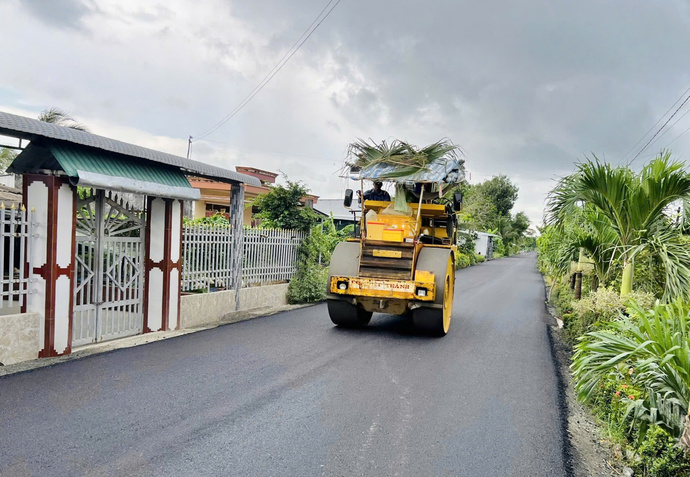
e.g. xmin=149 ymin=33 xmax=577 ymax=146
xmin=230 ymin=184 xmax=245 ymax=311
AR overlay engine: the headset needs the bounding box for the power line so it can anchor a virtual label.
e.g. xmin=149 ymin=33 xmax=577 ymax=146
xmin=663 ymin=124 xmax=690 ymax=149
xmin=620 ymin=85 xmax=690 ymax=163
xmin=195 ymin=137 xmax=334 ymax=162
xmin=638 ymin=106 xmax=690 ymax=153
xmin=629 ymin=89 xmax=690 ymax=165
xmin=192 ymin=0 xmax=341 ymax=144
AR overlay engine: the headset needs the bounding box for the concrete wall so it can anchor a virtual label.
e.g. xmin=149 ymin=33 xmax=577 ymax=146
xmin=180 ymin=283 xmax=289 ymax=329
xmin=0 ymin=313 xmax=40 ymax=365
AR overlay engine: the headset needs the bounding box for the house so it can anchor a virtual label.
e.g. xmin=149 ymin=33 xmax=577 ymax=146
xmin=0 ymin=110 xmax=259 ymax=361
xmin=313 ymin=198 xmax=360 ymax=230
xmin=187 ymin=166 xmax=318 ymax=226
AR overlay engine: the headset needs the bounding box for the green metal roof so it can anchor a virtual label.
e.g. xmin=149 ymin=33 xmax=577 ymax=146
xmin=0 ymin=110 xmax=260 ymax=186
xmin=9 ymin=143 xmax=200 ymax=200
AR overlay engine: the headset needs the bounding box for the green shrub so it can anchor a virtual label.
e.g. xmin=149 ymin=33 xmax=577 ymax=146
xmin=287 ymin=219 xmax=350 ymax=304
xmin=573 ymin=298 xmax=690 ymax=466
xmin=468 ymin=252 xmax=477 ymax=265
xmin=287 ymin=262 xmax=327 ymax=304
xmin=565 ymin=286 xmax=655 ymax=339
xmin=475 ymin=254 xmax=485 ymax=263
xmin=455 ymin=252 xmax=470 ymax=269
xmin=632 ymin=426 xmax=690 ymax=477
xmin=551 ymin=281 xmax=575 ymax=318
xmin=492 ymin=252 xmax=503 ymax=259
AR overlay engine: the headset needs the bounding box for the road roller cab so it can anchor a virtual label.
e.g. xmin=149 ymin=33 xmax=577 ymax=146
xmin=327 ymin=140 xmax=465 ymax=336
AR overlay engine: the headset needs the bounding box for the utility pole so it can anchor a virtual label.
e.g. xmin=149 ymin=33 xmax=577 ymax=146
xmin=186 ymin=135 xmax=193 ymax=160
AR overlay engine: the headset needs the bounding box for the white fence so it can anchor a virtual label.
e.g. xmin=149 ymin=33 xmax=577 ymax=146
xmin=0 ymin=206 xmax=33 ymax=310
xmin=182 ymin=224 xmax=235 ymax=292
xmin=181 ymin=225 xmax=304 ymax=292
xmin=242 ymin=228 xmax=304 ymax=287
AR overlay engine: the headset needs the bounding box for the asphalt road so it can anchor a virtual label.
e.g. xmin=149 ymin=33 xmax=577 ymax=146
xmin=0 ymin=252 xmax=569 ymax=476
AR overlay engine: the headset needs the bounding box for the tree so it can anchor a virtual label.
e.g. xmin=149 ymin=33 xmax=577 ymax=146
xmin=37 ymin=107 xmax=89 ymax=131
xmin=460 ymin=176 xmax=530 ymax=254
xmin=0 ymin=148 xmax=17 ymax=173
xmin=252 ymin=179 xmax=318 ymax=232
xmin=546 ymin=153 xmax=690 ymax=300
xmin=476 ymin=174 xmax=519 ymax=217
xmin=459 ymin=183 xmax=498 ymax=231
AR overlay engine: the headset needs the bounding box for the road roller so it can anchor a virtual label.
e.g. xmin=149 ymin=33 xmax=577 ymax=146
xmin=327 ymin=140 xmax=465 ymax=336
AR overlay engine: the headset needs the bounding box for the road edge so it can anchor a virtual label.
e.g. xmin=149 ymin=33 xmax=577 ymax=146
xmin=0 ymin=303 xmax=316 ymax=378
xmin=542 ymin=278 xmax=619 ymax=476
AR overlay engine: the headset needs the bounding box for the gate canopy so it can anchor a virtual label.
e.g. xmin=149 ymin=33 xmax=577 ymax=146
xmin=0 ymin=110 xmax=261 ymax=198
xmin=10 ymin=143 xmax=200 ymax=200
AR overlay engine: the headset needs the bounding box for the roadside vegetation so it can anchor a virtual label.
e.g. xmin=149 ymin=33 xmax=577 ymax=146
xmin=539 ymin=152 xmax=690 ymax=475
xmin=248 ymin=177 xmax=343 ymax=304
xmin=459 ymin=174 xmax=536 ymax=257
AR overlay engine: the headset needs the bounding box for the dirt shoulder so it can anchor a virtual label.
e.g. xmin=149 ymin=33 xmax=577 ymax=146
xmin=546 ymin=299 xmax=623 ymax=477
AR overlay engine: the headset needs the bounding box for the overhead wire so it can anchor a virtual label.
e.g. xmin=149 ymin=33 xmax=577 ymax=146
xmin=620 ymin=85 xmax=690 ymax=164
xmin=192 ymin=0 xmax=341 ymax=143
xmin=628 ymin=87 xmax=690 ymax=165
xmin=664 ymin=124 xmax=690 ymax=148
xmin=635 ymin=106 xmax=690 ymax=154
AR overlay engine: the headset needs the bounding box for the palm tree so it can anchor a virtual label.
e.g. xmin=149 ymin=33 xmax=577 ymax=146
xmin=546 ymin=153 xmax=690 ymax=300
xmin=571 ymin=208 xmax=619 ymax=291
xmin=572 ymin=298 xmax=690 ymax=451
xmin=37 ymin=107 xmax=89 ymax=131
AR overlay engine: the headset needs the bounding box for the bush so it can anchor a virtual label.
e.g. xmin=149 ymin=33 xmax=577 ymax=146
xmin=572 ymin=298 xmax=690 ymax=473
xmin=287 ymin=219 xmax=350 ymax=304
xmin=493 ymin=252 xmax=504 ymax=259
xmin=475 ymin=254 xmax=485 ymax=263
xmin=551 ymin=281 xmax=575 ymax=318
xmin=632 ymin=426 xmax=690 ymax=477
xmin=566 ymin=287 xmax=655 ymax=339
xmin=468 ymin=252 xmax=477 ymax=265
xmin=455 ymin=252 xmax=471 ymax=269
xmin=287 ymin=262 xmax=328 ymax=304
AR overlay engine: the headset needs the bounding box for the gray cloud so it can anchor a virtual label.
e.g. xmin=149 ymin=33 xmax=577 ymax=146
xmin=19 ymin=0 xmax=90 ymax=30
xmin=3 ymin=0 xmax=690 ymax=227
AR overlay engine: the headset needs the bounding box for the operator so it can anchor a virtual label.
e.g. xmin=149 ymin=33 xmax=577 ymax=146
xmin=360 ymin=181 xmax=391 ymax=201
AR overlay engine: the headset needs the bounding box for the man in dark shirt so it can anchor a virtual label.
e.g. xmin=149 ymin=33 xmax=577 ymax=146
xmin=361 ymin=181 xmax=391 ymax=201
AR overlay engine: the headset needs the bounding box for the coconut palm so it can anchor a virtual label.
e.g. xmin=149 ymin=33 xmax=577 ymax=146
xmin=572 ymin=298 xmax=690 ymax=451
xmin=546 ymin=153 xmax=690 ymax=300
xmin=37 ymin=107 xmax=89 ymax=131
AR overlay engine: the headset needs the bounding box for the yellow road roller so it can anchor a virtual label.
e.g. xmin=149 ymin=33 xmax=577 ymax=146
xmin=327 ymin=139 xmax=465 ymax=336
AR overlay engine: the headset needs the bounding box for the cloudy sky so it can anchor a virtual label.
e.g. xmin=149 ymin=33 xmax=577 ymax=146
xmin=2 ymin=0 xmax=690 ymax=226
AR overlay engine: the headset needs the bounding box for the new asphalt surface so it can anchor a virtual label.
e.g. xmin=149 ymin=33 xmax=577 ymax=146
xmin=0 ymin=252 xmax=569 ymax=476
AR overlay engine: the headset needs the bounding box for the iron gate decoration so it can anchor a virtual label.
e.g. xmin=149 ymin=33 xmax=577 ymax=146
xmin=73 ymin=190 xmax=145 ymax=346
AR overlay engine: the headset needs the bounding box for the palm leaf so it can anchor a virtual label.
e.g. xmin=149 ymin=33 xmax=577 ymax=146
xmin=346 ymin=138 xmax=461 ymax=177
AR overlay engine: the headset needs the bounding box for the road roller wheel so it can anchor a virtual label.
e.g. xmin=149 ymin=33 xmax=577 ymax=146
xmin=412 ymin=249 xmax=455 ymax=336
xmin=327 ymin=300 xmax=373 ymax=328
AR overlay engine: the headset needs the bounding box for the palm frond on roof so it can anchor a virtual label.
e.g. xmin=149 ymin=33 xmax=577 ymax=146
xmin=345 ymin=138 xmax=465 ymax=183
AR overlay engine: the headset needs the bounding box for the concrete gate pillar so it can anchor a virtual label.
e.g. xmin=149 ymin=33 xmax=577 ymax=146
xmin=143 ymin=197 xmax=182 ymax=332
xmin=23 ymin=174 xmax=76 ymax=357
xmin=230 ymin=184 xmax=245 ymax=311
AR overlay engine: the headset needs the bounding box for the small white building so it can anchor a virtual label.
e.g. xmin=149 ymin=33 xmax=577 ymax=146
xmin=458 ymin=230 xmax=500 ymax=259
xmin=474 ymin=231 xmax=500 ymax=259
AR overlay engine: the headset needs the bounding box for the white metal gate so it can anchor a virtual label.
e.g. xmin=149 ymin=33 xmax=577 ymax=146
xmin=72 ymin=190 xmax=145 ymax=347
